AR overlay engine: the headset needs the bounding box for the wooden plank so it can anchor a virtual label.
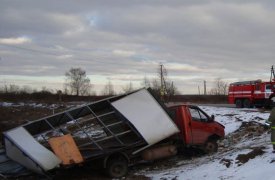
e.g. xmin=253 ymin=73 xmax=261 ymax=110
xmin=49 ymin=134 xmax=84 ymax=165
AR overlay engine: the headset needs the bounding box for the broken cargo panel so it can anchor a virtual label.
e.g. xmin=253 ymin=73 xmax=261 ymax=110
xmin=4 ymin=127 xmax=61 ymax=174
xmin=112 ymin=89 xmax=179 ymax=145
xmin=48 ymin=134 xmax=84 ymax=165
xmin=0 ymin=148 xmax=30 ymax=178
xmin=2 ymin=88 xmax=179 ymax=175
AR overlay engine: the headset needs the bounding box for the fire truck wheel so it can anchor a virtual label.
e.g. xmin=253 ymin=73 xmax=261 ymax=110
xmin=106 ymin=156 xmax=128 ymax=178
xmin=243 ymin=99 xmax=251 ymax=108
xmin=204 ymin=140 xmax=218 ymax=154
xmin=235 ymin=99 xmax=243 ymax=108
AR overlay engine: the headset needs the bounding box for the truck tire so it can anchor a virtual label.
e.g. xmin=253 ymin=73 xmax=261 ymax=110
xmin=243 ymin=99 xmax=251 ymax=108
xmin=235 ymin=99 xmax=243 ymax=108
xmin=204 ymin=140 xmax=218 ymax=154
xmin=254 ymin=104 xmax=263 ymax=108
xmin=106 ymin=156 xmax=128 ymax=178
xmin=269 ymin=94 xmax=275 ymax=108
xmin=264 ymin=99 xmax=272 ymax=109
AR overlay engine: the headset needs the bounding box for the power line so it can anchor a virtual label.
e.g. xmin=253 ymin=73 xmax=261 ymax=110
xmin=0 ymin=43 xmax=152 ymax=67
xmin=0 ymin=43 xmax=59 ymax=56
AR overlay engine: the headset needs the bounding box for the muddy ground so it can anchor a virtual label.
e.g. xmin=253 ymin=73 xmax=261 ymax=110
xmin=0 ymin=103 xmax=270 ymax=180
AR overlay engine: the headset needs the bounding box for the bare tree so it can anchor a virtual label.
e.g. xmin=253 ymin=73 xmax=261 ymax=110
xmin=101 ymin=80 xmax=115 ymax=95
xmin=21 ymin=85 xmax=34 ymax=94
xmin=122 ymin=81 xmax=134 ymax=93
xmin=141 ymin=76 xmax=151 ymax=88
xmin=65 ymin=67 xmax=91 ymax=96
xmin=79 ymin=82 xmax=93 ymax=96
xmin=41 ymin=86 xmax=54 ymax=93
xmin=166 ymin=81 xmax=178 ymax=96
xmin=3 ymin=84 xmax=8 ymax=93
xmin=150 ymin=78 xmax=161 ymax=94
xmin=209 ymin=78 xmax=228 ymax=95
xmin=8 ymin=84 xmax=20 ymax=94
xmin=0 ymin=84 xmax=35 ymax=94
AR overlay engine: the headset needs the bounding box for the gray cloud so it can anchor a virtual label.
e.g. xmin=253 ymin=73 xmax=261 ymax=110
xmin=1 ymin=0 xmax=275 ymax=94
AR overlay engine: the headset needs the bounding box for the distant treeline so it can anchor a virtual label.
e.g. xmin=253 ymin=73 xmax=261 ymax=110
xmin=170 ymin=95 xmax=228 ymax=104
xmin=0 ymin=92 xmax=109 ymax=103
xmin=0 ymin=91 xmax=227 ymax=104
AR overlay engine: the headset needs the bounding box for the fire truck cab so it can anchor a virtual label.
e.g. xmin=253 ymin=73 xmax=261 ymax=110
xmin=228 ymin=80 xmax=275 ymax=108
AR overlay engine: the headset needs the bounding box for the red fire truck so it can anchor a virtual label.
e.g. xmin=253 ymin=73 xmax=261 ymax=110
xmin=228 ymin=80 xmax=275 ymax=108
xmin=228 ymin=66 xmax=275 ymax=108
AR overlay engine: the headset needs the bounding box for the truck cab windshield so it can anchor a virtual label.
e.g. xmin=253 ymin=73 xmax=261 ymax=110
xmin=266 ymin=84 xmax=275 ymax=91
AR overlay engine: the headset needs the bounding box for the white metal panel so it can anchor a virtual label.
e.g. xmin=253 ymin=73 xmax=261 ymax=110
xmin=4 ymin=127 xmax=61 ymax=173
xmin=0 ymin=148 xmax=29 ymax=176
xmin=112 ymin=89 xmax=179 ymax=145
xmin=4 ymin=138 xmax=44 ymax=174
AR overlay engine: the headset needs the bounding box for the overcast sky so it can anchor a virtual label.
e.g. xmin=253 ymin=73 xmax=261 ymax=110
xmin=1 ymin=0 xmax=275 ymax=94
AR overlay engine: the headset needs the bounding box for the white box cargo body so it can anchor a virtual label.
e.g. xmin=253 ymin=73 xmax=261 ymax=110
xmin=112 ymin=89 xmax=179 ymax=145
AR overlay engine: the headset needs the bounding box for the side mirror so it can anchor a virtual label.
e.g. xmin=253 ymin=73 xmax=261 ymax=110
xmin=210 ymin=115 xmax=215 ymax=121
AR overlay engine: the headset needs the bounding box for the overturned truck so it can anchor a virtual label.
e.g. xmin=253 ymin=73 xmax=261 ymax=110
xmin=0 ymin=88 xmax=225 ymax=178
xmin=0 ymin=88 xmax=180 ymax=178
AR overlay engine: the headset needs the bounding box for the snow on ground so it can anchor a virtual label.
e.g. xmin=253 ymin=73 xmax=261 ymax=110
xmin=200 ymin=106 xmax=270 ymax=135
xmin=140 ymin=106 xmax=274 ymax=180
xmin=0 ymin=101 xmax=80 ymax=109
xmin=0 ymin=101 xmax=51 ymax=108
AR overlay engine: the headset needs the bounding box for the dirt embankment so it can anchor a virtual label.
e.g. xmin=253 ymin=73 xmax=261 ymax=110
xmin=0 ymin=104 xmax=70 ymax=140
xmin=219 ymin=121 xmax=269 ymax=168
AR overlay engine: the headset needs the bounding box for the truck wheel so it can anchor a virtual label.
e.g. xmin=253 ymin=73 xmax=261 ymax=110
xmin=106 ymin=156 xmax=128 ymax=178
xmin=204 ymin=140 xmax=218 ymax=154
xmin=255 ymin=104 xmax=262 ymax=108
xmin=264 ymin=99 xmax=272 ymax=109
xmin=243 ymin=99 xmax=251 ymax=108
xmin=235 ymin=99 xmax=243 ymax=108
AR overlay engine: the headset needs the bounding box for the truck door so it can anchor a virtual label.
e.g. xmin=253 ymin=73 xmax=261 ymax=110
xmin=169 ymin=107 xmax=192 ymax=144
xmin=265 ymin=83 xmax=272 ymax=99
xmin=188 ymin=107 xmax=213 ymax=145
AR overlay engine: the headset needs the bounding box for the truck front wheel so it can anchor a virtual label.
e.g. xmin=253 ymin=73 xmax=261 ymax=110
xmin=204 ymin=140 xmax=218 ymax=154
xmin=235 ymin=99 xmax=243 ymax=108
xmin=106 ymin=156 xmax=128 ymax=178
xmin=243 ymin=99 xmax=251 ymax=108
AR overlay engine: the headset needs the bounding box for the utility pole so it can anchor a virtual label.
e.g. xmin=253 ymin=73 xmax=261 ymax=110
xmin=160 ymin=64 xmax=164 ymax=96
xmin=171 ymin=81 xmax=174 ymax=95
xmin=204 ymin=80 xmax=207 ymax=95
xmin=198 ymin=85 xmax=200 ymax=95
xmin=160 ymin=64 xmax=167 ymax=99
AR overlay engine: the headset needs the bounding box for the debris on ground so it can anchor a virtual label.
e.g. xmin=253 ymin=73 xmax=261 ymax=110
xmin=236 ymin=147 xmax=265 ymax=166
xmin=220 ymin=158 xmax=232 ymax=168
xmin=219 ymin=121 xmax=268 ymax=148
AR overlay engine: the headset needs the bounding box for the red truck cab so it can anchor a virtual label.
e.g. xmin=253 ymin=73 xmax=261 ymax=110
xmin=168 ymin=104 xmax=225 ymax=153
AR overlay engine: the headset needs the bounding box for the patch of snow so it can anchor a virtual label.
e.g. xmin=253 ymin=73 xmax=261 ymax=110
xmin=200 ymin=106 xmax=269 ymax=135
xmin=0 ymin=102 xmax=13 ymax=107
xmin=0 ymin=102 xmax=68 ymax=109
